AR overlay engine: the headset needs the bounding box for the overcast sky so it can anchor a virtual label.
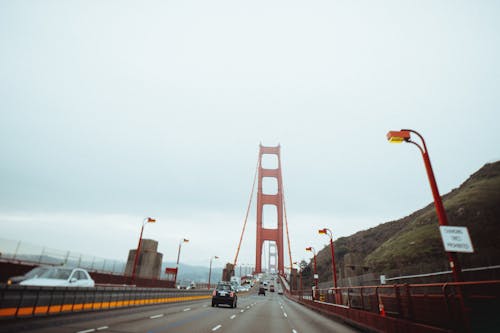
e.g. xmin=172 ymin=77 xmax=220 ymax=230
xmin=1 ymin=0 xmax=499 ymax=269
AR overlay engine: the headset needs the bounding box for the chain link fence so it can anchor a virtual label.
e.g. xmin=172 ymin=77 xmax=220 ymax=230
xmin=0 ymin=238 xmax=125 ymax=274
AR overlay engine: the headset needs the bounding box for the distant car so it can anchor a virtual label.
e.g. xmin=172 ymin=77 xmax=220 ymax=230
xmin=7 ymin=266 xmax=50 ymax=285
xmin=212 ymin=282 xmax=237 ymax=308
xmin=258 ymin=286 xmax=266 ymax=295
xmin=20 ymin=267 xmax=95 ymax=287
xmin=177 ymin=280 xmax=196 ymax=290
xmin=236 ymin=285 xmax=247 ymax=293
xmin=231 ymin=282 xmax=240 ymax=292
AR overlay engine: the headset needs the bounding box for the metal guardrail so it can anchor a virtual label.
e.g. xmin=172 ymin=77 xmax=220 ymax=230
xmin=0 ymin=285 xmax=212 ymax=319
xmin=285 ymin=280 xmax=500 ymax=333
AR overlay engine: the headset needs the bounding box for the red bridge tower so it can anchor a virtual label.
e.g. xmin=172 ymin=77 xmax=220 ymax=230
xmin=255 ymin=144 xmax=284 ymax=274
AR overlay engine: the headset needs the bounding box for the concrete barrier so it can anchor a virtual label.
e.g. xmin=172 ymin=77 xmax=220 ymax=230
xmin=0 ymin=285 xmax=211 ymax=319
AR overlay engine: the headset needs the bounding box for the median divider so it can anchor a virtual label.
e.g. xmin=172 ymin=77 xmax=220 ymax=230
xmin=0 ymin=285 xmax=212 ymax=319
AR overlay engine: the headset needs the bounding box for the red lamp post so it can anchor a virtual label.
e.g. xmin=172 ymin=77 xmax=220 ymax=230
xmin=306 ymin=246 xmax=318 ymax=298
xmin=174 ymin=238 xmax=189 ymax=286
xmin=319 ymin=228 xmax=342 ymax=304
xmin=387 ymin=129 xmax=463 ymax=282
xmin=131 ymin=217 xmax=156 ymax=282
xmin=208 ymin=255 xmax=219 ymax=289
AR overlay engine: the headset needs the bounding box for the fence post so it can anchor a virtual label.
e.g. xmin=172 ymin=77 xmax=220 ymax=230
xmin=38 ymin=247 xmax=45 ymax=264
xmin=32 ymin=287 xmax=42 ymax=317
xmin=405 ymin=284 xmax=413 ymax=320
xmin=14 ymin=286 xmax=26 ymax=318
xmin=395 ymin=284 xmax=402 ymax=317
xmin=359 ymin=287 xmax=365 ymax=310
xmin=12 ymin=241 xmax=21 ymax=261
xmin=64 ymin=251 xmax=70 ymax=265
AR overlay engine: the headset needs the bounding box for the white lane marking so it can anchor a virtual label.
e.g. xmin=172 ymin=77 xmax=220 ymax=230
xmin=240 ymin=309 xmax=245 ymax=313
xmin=150 ymin=314 xmax=164 ymax=319
xmin=246 ymin=305 xmax=250 ymax=309
xmin=76 ymin=330 xmax=95 ymax=333
xmin=284 ymin=312 xmax=288 ymax=318
xmin=212 ymin=324 xmax=222 ymax=331
xmin=97 ymin=327 xmax=108 ymax=331
xmin=183 ymin=308 xmax=191 ymax=312
xmin=292 ymin=330 xmax=298 ymax=333
xmin=230 ymin=314 xmax=236 ymax=319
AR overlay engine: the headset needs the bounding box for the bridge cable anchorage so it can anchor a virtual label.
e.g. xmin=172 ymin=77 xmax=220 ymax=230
xmin=233 ymin=150 xmax=260 ymax=267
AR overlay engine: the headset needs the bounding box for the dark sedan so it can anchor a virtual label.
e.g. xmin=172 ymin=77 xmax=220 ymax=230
xmin=212 ymin=282 xmax=237 ymax=308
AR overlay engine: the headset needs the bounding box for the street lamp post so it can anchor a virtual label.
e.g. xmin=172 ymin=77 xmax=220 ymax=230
xmin=305 ymin=246 xmax=318 ymax=298
xmin=208 ymin=256 xmax=219 ymax=290
xmin=319 ymin=228 xmax=342 ymax=304
xmin=387 ymin=129 xmax=463 ymax=282
xmin=131 ymin=217 xmax=156 ymax=282
xmin=174 ymin=238 xmax=189 ymax=286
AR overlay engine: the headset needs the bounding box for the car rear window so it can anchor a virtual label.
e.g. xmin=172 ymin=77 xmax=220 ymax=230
xmin=217 ymin=284 xmax=232 ymax=291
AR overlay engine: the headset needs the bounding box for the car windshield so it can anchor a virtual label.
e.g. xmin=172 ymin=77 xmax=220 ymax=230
xmin=24 ymin=267 xmax=49 ymax=278
xmin=38 ymin=268 xmax=72 ymax=280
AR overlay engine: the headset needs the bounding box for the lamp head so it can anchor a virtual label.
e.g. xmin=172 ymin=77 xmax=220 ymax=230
xmin=147 ymin=217 xmax=156 ymax=223
xmin=305 ymin=247 xmax=312 ymax=252
xmin=387 ymin=130 xmax=411 ymax=143
xmin=318 ymin=228 xmax=327 ymax=235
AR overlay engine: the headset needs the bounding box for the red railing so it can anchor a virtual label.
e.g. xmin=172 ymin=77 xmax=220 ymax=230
xmin=284 ymin=280 xmax=500 ymax=333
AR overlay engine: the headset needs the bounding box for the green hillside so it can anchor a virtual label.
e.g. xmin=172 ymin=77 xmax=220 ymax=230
xmin=304 ymin=161 xmax=500 ymax=285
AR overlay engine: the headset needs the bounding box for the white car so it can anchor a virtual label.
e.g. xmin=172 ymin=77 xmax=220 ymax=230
xmin=20 ymin=267 xmax=95 ymax=287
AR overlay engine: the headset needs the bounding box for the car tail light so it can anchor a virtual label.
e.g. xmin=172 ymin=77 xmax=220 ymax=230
xmin=212 ymin=290 xmax=216 ymax=296
xmin=230 ymin=292 xmax=234 ymax=297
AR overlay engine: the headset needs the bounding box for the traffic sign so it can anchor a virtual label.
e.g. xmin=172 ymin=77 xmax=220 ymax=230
xmin=439 ymin=226 xmax=474 ymax=253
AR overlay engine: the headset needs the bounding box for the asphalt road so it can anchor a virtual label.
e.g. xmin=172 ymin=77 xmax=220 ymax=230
xmin=0 ymin=288 xmax=361 ymax=333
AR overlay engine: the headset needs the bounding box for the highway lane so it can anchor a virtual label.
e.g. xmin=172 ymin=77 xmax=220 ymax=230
xmin=0 ymin=288 xmax=361 ymax=333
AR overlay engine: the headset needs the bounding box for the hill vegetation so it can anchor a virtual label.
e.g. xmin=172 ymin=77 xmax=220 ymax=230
xmin=302 ymin=161 xmax=500 ymax=286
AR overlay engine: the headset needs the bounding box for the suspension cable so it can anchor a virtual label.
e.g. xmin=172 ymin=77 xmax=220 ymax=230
xmin=233 ymin=153 xmax=259 ymax=267
xmin=282 ymin=172 xmax=294 ymax=274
